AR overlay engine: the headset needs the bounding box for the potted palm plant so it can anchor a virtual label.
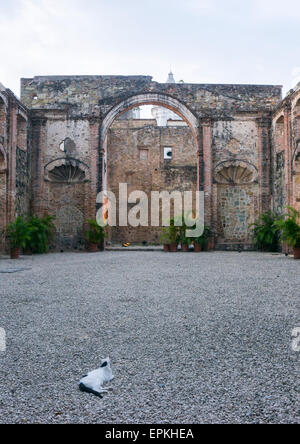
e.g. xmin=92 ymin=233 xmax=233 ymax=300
xmin=186 ymin=221 xmax=208 ymax=252
xmin=160 ymin=219 xmax=179 ymax=252
xmin=250 ymin=212 xmax=281 ymax=252
xmin=86 ymin=220 xmax=107 ymax=253
xmin=25 ymin=215 xmax=56 ymax=254
xmin=275 ymin=207 xmax=300 ymax=259
xmin=193 ymin=234 xmax=207 ymax=253
xmin=203 ymin=226 xmax=214 ymax=251
xmin=178 ymin=218 xmax=191 ymax=252
xmin=181 ymin=239 xmax=190 ymax=253
xmin=160 ymin=230 xmax=171 ymax=252
xmin=5 ymin=216 xmax=30 ymax=259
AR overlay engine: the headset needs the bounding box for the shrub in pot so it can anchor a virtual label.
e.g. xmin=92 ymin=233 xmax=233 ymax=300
xmin=160 ymin=230 xmax=171 ymax=252
xmin=193 ymin=235 xmax=207 ymax=253
xmin=249 ymin=212 xmax=281 ymax=252
xmin=186 ymin=221 xmax=208 ymax=252
xmin=169 ymin=243 xmax=178 ymax=253
xmin=25 ymin=215 xmax=56 ymax=254
xmin=160 ymin=219 xmax=179 ymax=252
xmin=5 ymin=217 xmax=31 ymax=259
xmin=207 ymin=236 xmax=215 ymax=251
xmin=275 ymin=207 xmax=300 ymax=259
xmin=181 ymin=243 xmax=189 ymax=253
xmin=85 ymin=220 xmax=107 ymax=252
xmin=178 ymin=219 xmax=191 ymax=252
xmin=203 ymin=226 xmax=214 ymax=251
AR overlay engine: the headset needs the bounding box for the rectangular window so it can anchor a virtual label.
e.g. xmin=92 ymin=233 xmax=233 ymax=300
xmin=164 ymin=147 xmax=173 ymax=160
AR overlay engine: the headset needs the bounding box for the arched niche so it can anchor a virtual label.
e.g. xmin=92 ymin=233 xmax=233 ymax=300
xmin=44 ymin=158 xmax=90 ymax=183
xmin=214 ymin=160 xmax=258 ymax=185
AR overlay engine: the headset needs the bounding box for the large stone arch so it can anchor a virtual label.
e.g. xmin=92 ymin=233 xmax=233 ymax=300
xmin=100 ymin=93 xmax=201 ymax=192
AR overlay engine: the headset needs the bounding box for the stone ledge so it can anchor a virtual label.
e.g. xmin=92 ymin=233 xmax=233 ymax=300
xmin=216 ymin=243 xmax=256 ymax=251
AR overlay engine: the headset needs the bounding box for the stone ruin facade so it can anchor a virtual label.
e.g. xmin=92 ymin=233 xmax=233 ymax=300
xmin=0 ymin=75 xmax=300 ymax=251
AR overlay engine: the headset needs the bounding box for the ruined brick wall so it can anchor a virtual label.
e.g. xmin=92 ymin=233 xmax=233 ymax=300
xmin=1 ymin=75 xmax=292 ymax=253
xmin=29 ymin=110 xmax=94 ymax=250
xmin=216 ymin=184 xmax=259 ymax=244
xmin=212 ymin=117 xmax=260 ymax=244
xmin=0 ymin=166 xmax=6 ymax=249
xmin=15 ymin=113 xmax=30 ymax=218
xmin=272 ymin=85 xmax=300 ymax=214
xmin=293 ymin=156 xmax=300 ymax=210
xmin=0 ymin=94 xmax=7 ymax=246
xmin=107 ymin=120 xmax=197 ymax=244
xmin=0 ymin=86 xmax=29 ymax=252
xmin=19 ymin=75 xmax=284 ymax=250
xmin=292 ymin=97 xmax=300 ymax=211
xmin=108 ymin=115 xmax=261 ymax=245
xmin=49 ymin=183 xmax=86 ymax=251
xmin=273 ymin=150 xmax=285 ymax=214
xmin=272 ymin=114 xmax=286 ymax=214
xmin=21 ymin=76 xmax=282 ymax=122
xmin=16 ymin=147 xmax=30 ymax=218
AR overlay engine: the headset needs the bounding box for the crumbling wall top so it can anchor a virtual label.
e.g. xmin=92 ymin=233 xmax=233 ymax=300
xmin=20 ymin=75 xmax=283 ymax=118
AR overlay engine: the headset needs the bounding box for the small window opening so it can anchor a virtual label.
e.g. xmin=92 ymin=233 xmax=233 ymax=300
xmin=60 ymin=141 xmax=66 ymax=152
xmin=164 ymin=147 xmax=173 ymax=160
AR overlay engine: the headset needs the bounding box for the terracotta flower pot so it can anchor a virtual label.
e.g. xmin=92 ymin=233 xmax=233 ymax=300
xmin=163 ymin=244 xmax=170 ymax=252
xmin=181 ymin=244 xmax=189 ymax=252
xmin=207 ymin=237 xmax=215 ymax=251
xmin=169 ymin=244 xmax=178 ymax=253
xmin=194 ymin=244 xmax=202 ymax=253
xmin=293 ymin=247 xmax=300 ymax=260
xmin=88 ymin=243 xmax=98 ymax=253
xmin=10 ymin=247 xmax=21 ymax=259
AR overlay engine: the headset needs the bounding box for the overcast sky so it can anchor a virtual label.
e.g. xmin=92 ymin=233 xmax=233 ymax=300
xmin=0 ymin=0 xmax=300 ymax=98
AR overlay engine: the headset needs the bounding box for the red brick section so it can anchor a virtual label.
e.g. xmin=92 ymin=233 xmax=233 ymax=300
xmin=7 ymin=103 xmax=17 ymax=222
xmin=30 ymin=116 xmax=47 ymax=216
xmin=284 ymin=104 xmax=292 ymax=208
xmin=87 ymin=117 xmax=100 ymax=222
xmin=0 ymin=91 xmax=30 ymax=252
xmin=0 ymin=98 xmax=7 ymax=245
xmin=202 ymin=118 xmax=213 ymax=228
xmin=1 ymin=75 xmax=295 ymax=250
xmin=257 ymin=117 xmax=272 ymax=215
xmin=106 ymin=121 xmax=197 ymax=244
xmin=272 ymin=91 xmax=300 ymax=213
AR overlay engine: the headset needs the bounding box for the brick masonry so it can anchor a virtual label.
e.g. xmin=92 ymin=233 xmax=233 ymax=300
xmin=0 ymin=85 xmax=29 ymax=250
xmin=107 ymin=120 xmax=197 ymax=244
xmin=272 ymin=85 xmax=300 ymax=215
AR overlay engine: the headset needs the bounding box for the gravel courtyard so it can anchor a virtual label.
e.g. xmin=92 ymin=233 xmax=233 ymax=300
xmin=0 ymin=251 xmax=299 ymax=424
